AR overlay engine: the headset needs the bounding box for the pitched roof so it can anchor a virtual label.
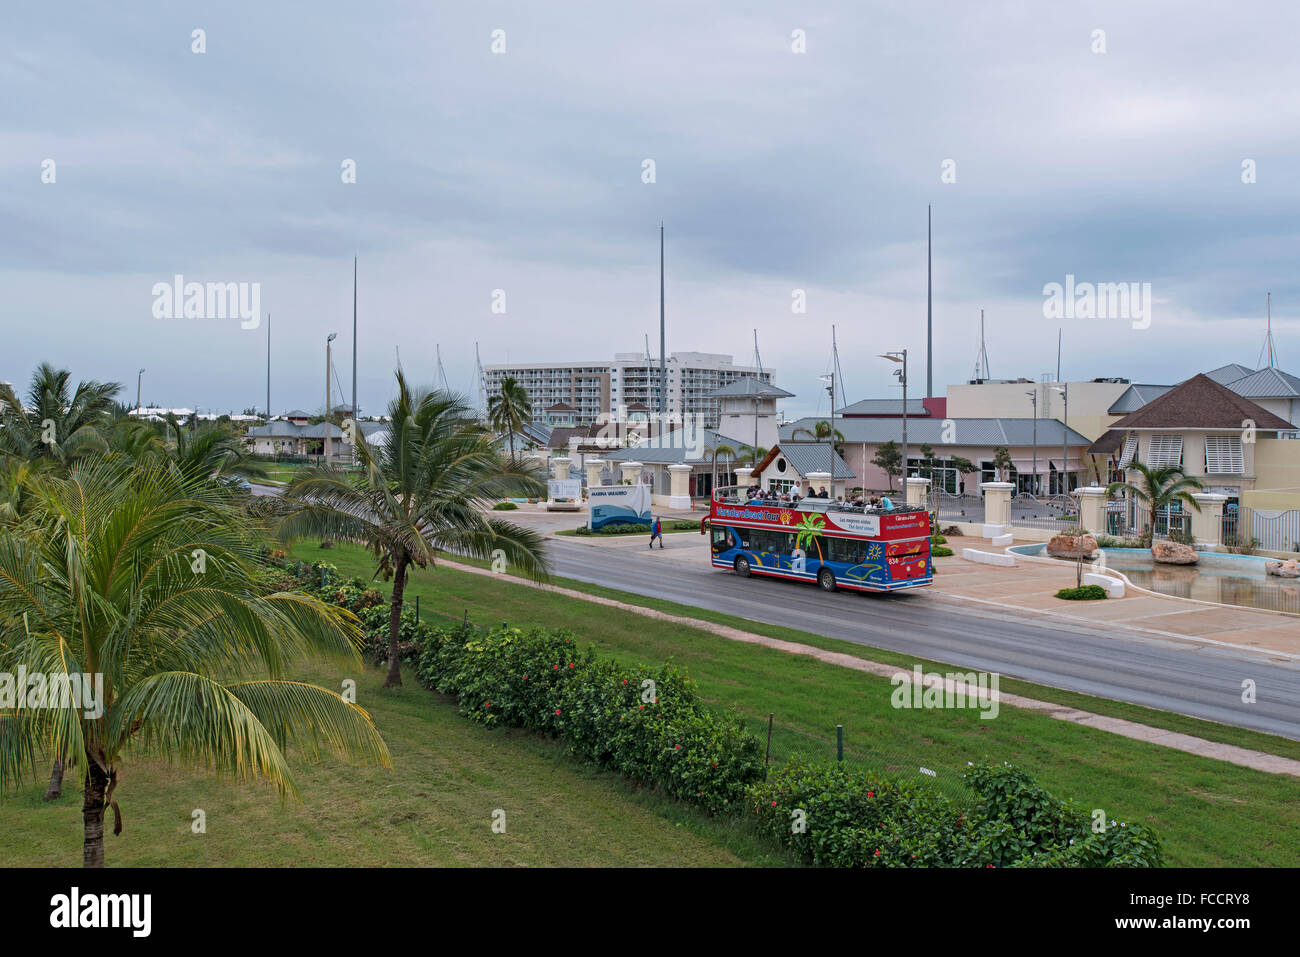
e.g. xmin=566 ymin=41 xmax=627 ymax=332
xmin=711 ymin=377 xmax=794 ymax=399
xmin=1204 ymin=363 xmax=1256 ymax=385
xmin=835 ymin=398 xmax=931 ymax=416
xmin=1226 ymin=366 xmax=1300 ymax=399
xmin=756 ymin=441 xmax=855 ymax=480
xmin=780 ymin=416 xmax=1091 ymax=447
xmin=1087 ymin=429 xmax=1126 ymax=455
xmin=601 ymin=428 xmax=751 ymax=465
xmin=544 ymin=401 xmax=577 ymax=412
xmin=1107 ymin=384 xmax=1173 ymax=414
xmin=1109 ymin=373 xmax=1295 ymax=430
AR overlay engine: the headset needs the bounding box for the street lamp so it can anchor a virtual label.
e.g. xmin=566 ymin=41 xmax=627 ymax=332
xmin=325 ymin=333 xmax=337 ymax=463
xmin=880 ymin=351 xmax=908 ymax=493
xmin=1025 ymin=389 xmax=1038 ymax=497
xmin=817 ymin=372 xmax=836 ymax=498
xmin=136 ymin=368 xmax=146 ymax=415
xmin=1052 ymin=384 xmax=1069 ymax=496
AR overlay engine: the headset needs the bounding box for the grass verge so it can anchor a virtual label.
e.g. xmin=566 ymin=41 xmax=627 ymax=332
xmin=301 ymin=541 xmax=1300 ymax=867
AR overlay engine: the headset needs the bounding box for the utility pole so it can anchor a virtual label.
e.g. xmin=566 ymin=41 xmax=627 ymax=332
xmin=352 ymin=257 xmax=358 ymax=421
xmin=1026 ymin=389 xmax=1038 ymax=497
xmin=265 ymin=314 xmax=271 ymax=418
xmin=1054 ymin=383 xmax=1070 ymax=496
xmin=659 ymin=222 xmax=666 ymax=418
xmin=926 ymin=204 xmax=933 ymax=398
xmin=880 ymin=350 xmax=908 ymax=493
xmin=326 ymin=333 xmax=337 ymax=463
xmin=136 ymin=368 xmax=145 ymax=414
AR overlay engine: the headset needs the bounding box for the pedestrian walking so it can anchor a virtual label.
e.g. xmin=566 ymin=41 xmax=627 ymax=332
xmin=649 ymin=516 xmax=664 ymax=549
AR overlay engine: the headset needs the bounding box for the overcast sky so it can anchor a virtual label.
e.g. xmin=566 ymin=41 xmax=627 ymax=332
xmin=3 ymin=1 xmax=1297 ymax=421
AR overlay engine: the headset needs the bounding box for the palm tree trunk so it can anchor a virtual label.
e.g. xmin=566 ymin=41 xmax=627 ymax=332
xmin=43 ymin=759 xmax=63 ymax=801
xmin=384 ymin=550 xmax=410 ymax=687
xmin=82 ymin=758 xmax=110 ymax=868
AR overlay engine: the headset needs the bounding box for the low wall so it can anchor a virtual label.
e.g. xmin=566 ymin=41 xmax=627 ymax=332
xmin=938 ymin=520 xmax=1057 ymax=543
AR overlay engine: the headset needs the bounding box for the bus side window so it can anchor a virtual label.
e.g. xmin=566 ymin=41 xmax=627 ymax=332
xmin=712 ymin=528 xmax=731 ymax=552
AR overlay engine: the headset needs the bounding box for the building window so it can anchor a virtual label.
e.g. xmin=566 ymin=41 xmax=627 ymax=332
xmin=1146 ymin=434 xmax=1183 ymax=468
xmin=1204 ymin=435 xmax=1244 ymax=473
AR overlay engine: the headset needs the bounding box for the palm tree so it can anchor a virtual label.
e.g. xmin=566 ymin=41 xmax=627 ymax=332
xmin=164 ymin=415 xmax=268 ymax=482
xmin=273 ymin=372 xmax=550 ymax=687
xmin=793 ymin=421 xmax=846 ymax=489
xmin=0 ymin=363 xmax=121 ymax=464
xmin=1106 ymin=460 xmax=1205 ymax=545
xmin=705 ymin=442 xmax=737 ymax=496
xmin=0 ymin=456 xmax=391 ymax=866
xmin=487 ymin=376 xmax=533 ymax=459
xmin=736 ymin=444 xmax=769 ymax=469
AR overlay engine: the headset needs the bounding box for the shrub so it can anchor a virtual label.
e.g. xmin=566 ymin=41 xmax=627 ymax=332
xmin=1055 ymin=585 xmax=1108 ymax=601
xmin=747 ymin=760 xmax=1162 ymax=868
xmin=492 ymin=501 xmax=518 ymax=510
xmin=931 ymin=546 xmax=954 ymax=557
xmin=931 ymin=534 xmax=947 ymax=545
xmin=411 ymin=622 xmax=764 ymax=814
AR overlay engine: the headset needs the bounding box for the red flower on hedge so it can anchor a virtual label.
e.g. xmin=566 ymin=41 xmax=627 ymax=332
xmin=554 ymin=709 xmax=562 ymax=715
xmin=874 ymin=849 xmax=881 ymax=857
xmin=553 ymin=664 xmax=559 ymax=670
xmin=771 ymin=801 xmax=777 ymax=807
xmin=867 ymin=791 xmax=874 ymax=798
xmin=569 ymin=663 xmax=575 ymax=669
xmin=674 ymin=744 xmax=680 ymax=750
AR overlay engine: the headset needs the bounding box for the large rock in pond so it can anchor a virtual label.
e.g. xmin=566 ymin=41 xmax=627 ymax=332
xmin=1151 ymin=541 xmax=1198 ymax=564
xmin=1046 ymin=533 xmax=1098 ymax=559
xmin=1265 ymin=559 xmax=1300 ymax=578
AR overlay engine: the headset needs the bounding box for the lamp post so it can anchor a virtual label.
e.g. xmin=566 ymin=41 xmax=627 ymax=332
xmin=818 ymin=372 xmax=836 ymax=498
xmin=880 ymin=351 xmax=908 ymax=493
xmin=1025 ymin=389 xmax=1038 ymax=497
xmin=136 ymin=368 xmax=145 ymax=415
xmin=325 ymin=333 xmax=337 ymax=463
xmin=1053 ymin=384 xmax=1069 ymax=496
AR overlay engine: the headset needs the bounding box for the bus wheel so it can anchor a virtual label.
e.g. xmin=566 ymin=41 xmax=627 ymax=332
xmin=818 ymin=568 xmax=837 ymax=592
xmin=734 ymin=556 xmax=752 ymax=577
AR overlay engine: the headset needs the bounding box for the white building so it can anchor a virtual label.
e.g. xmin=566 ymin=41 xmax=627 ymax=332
xmin=484 ymin=351 xmax=775 ymax=429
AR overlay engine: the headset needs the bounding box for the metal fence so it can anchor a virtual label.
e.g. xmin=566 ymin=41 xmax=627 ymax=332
xmin=932 ymin=490 xmax=983 ymax=523
xmin=1224 ymin=506 xmax=1300 ymax=553
xmin=1104 ymin=500 xmax=1190 ymax=540
xmin=1007 ymin=493 xmax=1079 ymax=531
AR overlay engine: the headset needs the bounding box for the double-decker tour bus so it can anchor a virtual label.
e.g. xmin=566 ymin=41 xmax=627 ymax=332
xmin=704 ymin=486 xmax=932 ymax=593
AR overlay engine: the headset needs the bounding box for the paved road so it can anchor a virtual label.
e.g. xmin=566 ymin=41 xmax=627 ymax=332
xmin=545 ymin=536 xmax=1300 ymax=741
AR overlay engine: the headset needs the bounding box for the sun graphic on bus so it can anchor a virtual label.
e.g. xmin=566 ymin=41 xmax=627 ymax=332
xmin=779 ymin=509 xmax=793 ymax=525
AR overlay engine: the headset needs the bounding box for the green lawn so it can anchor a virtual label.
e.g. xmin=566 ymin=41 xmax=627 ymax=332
xmin=302 ymin=541 xmax=1300 ymax=867
xmin=0 ymin=660 xmax=791 ymax=867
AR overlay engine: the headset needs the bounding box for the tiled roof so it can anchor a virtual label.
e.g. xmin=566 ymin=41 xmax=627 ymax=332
xmin=1087 ymin=429 xmax=1126 ymax=455
xmin=1109 ymin=374 xmax=1295 ymax=430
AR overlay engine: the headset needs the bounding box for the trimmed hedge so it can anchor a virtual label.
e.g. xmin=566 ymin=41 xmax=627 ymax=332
xmin=413 ymin=621 xmax=765 ymax=814
xmin=748 ymin=759 xmax=1162 ymax=868
xmin=931 ymin=546 xmax=954 ymax=557
xmin=1056 ymin=584 xmax=1108 ymax=601
xmin=492 ymin=501 xmax=519 ymax=510
xmin=574 ymin=520 xmax=698 ymax=536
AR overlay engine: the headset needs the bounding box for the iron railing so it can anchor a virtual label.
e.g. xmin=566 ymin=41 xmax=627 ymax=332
xmin=1007 ymin=493 xmax=1080 ymax=531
